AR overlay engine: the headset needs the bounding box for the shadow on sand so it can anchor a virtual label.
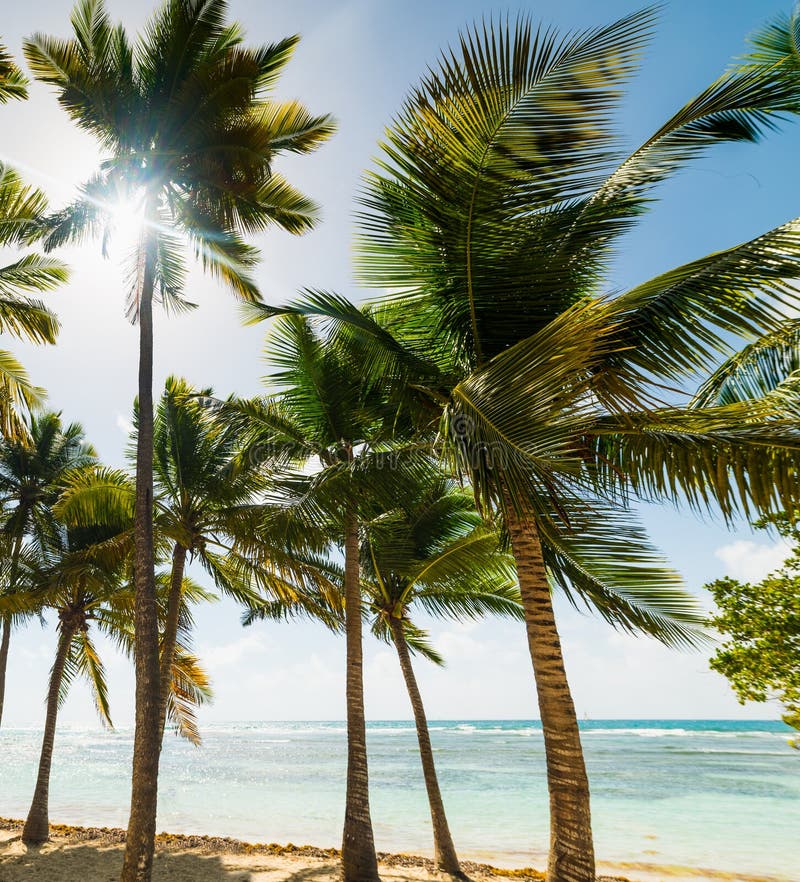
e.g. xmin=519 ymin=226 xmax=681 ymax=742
xmin=0 ymin=841 xmax=341 ymax=881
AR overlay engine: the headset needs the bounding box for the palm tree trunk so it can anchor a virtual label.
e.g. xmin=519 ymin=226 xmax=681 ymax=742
xmin=504 ymin=498 xmax=595 ymax=882
xmin=22 ymin=618 xmax=77 ymax=844
xmin=341 ymin=506 xmax=380 ymax=882
xmin=120 ymin=228 xmax=162 ymax=882
xmin=388 ymin=617 xmax=463 ymax=878
xmin=1 ymin=534 xmax=24 ymax=729
xmin=157 ymin=543 xmax=187 ymax=740
xmin=0 ymin=616 xmax=10 ymax=728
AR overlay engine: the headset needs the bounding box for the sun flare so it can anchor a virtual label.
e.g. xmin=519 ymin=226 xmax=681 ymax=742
xmin=110 ymin=196 xmax=146 ymax=249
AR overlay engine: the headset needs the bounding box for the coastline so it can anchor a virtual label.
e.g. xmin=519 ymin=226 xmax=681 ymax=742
xmin=0 ymin=819 xmax=789 ymax=882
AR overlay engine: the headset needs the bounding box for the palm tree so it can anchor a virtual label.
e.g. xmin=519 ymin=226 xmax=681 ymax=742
xmin=0 ymin=516 xmax=213 ymax=843
xmin=0 ymin=535 xmax=39 ymax=727
xmin=0 ymin=414 xmax=94 ymax=727
xmin=362 ymin=474 xmax=521 ymax=878
xmin=24 ymin=2 xmax=334 ymax=877
xmin=229 ymin=313 xmax=425 ymax=882
xmin=56 ymin=376 xmax=268 ymax=743
xmin=242 ymin=460 xmax=521 ymax=878
xmin=106 ymin=568 xmax=216 ymax=747
xmin=17 ymin=518 xmax=130 ymax=844
xmin=259 ymin=12 xmax=800 ymax=881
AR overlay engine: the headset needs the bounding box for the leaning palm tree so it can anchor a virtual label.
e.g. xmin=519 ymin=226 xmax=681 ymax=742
xmin=2 ymin=522 xmax=214 ymax=843
xmin=0 ymin=414 xmax=94 ymax=727
xmin=257 ymin=11 xmax=800 ymax=881
xmin=228 ymin=314 xmax=424 ymax=882
xmin=106 ymin=569 xmax=216 ymax=747
xmin=362 ymin=474 xmax=522 ymax=878
xmin=16 ymin=519 xmax=132 ymax=844
xmin=24 ymin=1 xmax=334 ymax=876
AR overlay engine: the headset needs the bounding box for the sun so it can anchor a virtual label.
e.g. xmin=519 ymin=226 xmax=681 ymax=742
xmin=110 ymin=196 xmax=146 ymax=251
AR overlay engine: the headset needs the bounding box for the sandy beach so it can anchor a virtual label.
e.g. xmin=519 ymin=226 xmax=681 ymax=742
xmin=0 ymin=820 xmax=545 ymax=882
xmin=0 ymin=819 xmax=788 ymax=882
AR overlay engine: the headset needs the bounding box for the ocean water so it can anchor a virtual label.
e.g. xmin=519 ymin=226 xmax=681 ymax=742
xmin=1 ymin=720 xmax=798 ymax=880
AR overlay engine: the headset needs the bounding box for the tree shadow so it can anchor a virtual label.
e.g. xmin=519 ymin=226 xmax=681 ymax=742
xmin=0 ymin=842 xmax=255 ymax=881
xmin=281 ymin=864 xmax=342 ymax=882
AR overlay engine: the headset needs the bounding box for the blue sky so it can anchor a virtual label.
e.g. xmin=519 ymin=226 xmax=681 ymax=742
xmin=1 ymin=0 xmax=798 ymax=727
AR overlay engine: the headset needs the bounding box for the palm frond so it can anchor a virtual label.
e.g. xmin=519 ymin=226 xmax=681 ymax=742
xmin=72 ymin=627 xmax=113 ymax=726
xmin=0 ymin=43 xmax=28 ymax=102
xmin=590 ymin=404 xmax=800 ymax=521
xmin=250 ymin=99 xmax=336 ymax=154
xmin=613 ymin=219 xmax=800 ymax=382
xmin=53 ymin=465 xmax=135 ymax=528
xmin=693 ymin=320 xmax=800 ymax=406
xmin=0 ymin=164 xmax=50 ymax=245
xmin=0 ymin=350 xmax=47 ymax=440
xmin=165 ymin=645 xmax=213 ymax=746
xmin=532 ymin=502 xmax=706 ymax=648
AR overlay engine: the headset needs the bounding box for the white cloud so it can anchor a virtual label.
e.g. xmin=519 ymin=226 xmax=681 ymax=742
xmin=714 ymin=538 xmax=792 ymax=583
xmin=115 ymin=412 xmax=134 ymax=436
xmin=202 ymin=633 xmax=269 ymax=668
xmin=435 ymin=621 xmax=488 ymax=662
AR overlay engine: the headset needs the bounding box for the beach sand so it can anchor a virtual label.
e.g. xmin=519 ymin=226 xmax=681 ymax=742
xmin=0 ymin=820 xmax=547 ymax=882
xmin=0 ymin=820 xmax=783 ymax=882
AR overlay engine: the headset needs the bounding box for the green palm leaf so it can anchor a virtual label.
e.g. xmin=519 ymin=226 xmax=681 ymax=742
xmin=0 ymin=43 xmax=28 ymax=102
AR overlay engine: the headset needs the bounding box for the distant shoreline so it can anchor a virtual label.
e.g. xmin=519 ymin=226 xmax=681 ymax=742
xmin=1 ymin=717 xmax=792 ymax=731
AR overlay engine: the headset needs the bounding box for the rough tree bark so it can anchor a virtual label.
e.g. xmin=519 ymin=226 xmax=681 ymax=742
xmin=0 ymin=535 xmax=24 ymax=728
xmin=22 ymin=616 xmax=78 ymax=844
xmin=0 ymin=617 xmax=10 ymax=728
xmin=504 ymin=497 xmax=595 ymax=882
xmin=120 ymin=227 xmax=162 ymax=882
xmin=157 ymin=542 xmax=187 ymax=740
xmin=389 ymin=616 xmax=463 ymax=878
xmin=341 ymin=504 xmax=380 ymax=882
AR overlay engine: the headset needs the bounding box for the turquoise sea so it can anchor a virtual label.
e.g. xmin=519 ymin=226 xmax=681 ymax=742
xmin=1 ymin=720 xmax=798 ymax=880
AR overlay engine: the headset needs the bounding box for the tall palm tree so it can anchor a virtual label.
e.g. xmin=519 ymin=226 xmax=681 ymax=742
xmin=261 ymin=12 xmax=800 ymax=881
xmin=362 ymin=474 xmax=522 ymax=878
xmin=0 ymin=414 xmax=94 ymax=727
xmin=229 ymin=314 xmax=423 ymax=882
xmin=24 ymin=2 xmax=334 ymax=877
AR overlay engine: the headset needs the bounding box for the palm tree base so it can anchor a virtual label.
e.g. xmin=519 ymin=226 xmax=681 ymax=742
xmin=434 ymin=869 xmax=470 ymax=881
xmin=21 ymin=818 xmax=49 ymax=845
